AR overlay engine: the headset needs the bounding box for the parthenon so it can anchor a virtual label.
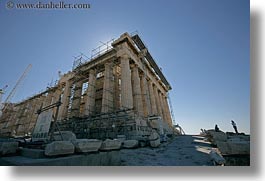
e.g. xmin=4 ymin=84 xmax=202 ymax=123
xmin=0 ymin=32 xmax=173 ymax=140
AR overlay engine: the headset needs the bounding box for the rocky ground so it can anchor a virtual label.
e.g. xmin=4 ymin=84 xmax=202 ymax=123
xmin=120 ymin=135 xmax=214 ymax=166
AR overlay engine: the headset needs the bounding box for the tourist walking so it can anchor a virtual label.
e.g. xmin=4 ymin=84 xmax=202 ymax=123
xmin=231 ymin=120 xmax=238 ymax=134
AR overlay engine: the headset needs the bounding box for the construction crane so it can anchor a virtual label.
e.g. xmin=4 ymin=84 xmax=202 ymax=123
xmin=1 ymin=64 xmax=32 ymax=112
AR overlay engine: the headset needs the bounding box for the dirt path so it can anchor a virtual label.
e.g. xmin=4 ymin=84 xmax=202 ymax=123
xmin=120 ymin=135 xmax=214 ymax=166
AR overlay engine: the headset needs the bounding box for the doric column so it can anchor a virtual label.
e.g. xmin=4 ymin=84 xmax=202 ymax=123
xmin=148 ymin=80 xmax=157 ymax=115
xmin=163 ymin=95 xmax=173 ymax=126
xmin=132 ymin=64 xmax=144 ymax=116
xmin=84 ymin=69 xmax=96 ymax=116
xmin=70 ymin=81 xmax=83 ymax=118
xmin=113 ymin=65 xmax=120 ymax=110
xmin=58 ymin=80 xmax=73 ymax=120
xmin=29 ymin=95 xmax=45 ymax=131
xmin=159 ymin=92 xmax=167 ymax=123
xmin=101 ymin=62 xmax=114 ymax=113
xmin=140 ymin=74 xmax=151 ymax=117
xmin=154 ymin=86 xmax=163 ymax=118
xmin=120 ymin=55 xmax=133 ymax=109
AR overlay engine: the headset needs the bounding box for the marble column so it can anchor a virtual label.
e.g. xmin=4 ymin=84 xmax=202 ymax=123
xmin=132 ymin=64 xmax=144 ymax=116
xmin=101 ymin=62 xmax=114 ymax=113
xmin=113 ymin=65 xmax=121 ymax=110
xmin=159 ymin=92 xmax=167 ymax=123
xmin=148 ymin=80 xmax=157 ymax=115
xmin=140 ymin=74 xmax=151 ymax=117
xmin=154 ymin=86 xmax=163 ymax=118
xmin=163 ymin=95 xmax=173 ymax=126
xmin=84 ymin=69 xmax=96 ymax=116
xmin=70 ymin=81 xmax=83 ymax=117
xmin=120 ymin=55 xmax=133 ymax=109
xmin=59 ymin=80 xmax=73 ymax=120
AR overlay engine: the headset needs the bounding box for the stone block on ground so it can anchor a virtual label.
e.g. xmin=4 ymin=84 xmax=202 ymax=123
xmin=72 ymin=139 xmax=102 ymax=153
xmin=148 ymin=130 xmax=160 ymax=148
xmin=123 ymin=140 xmax=138 ymax=148
xmin=52 ymin=131 xmax=76 ymax=142
xmin=0 ymin=142 xmax=18 ymax=156
xmin=216 ymin=141 xmax=250 ymax=155
xmin=100 ymin=139 xmax=121 ymax=151
xmin=212 ymin=132 xmax=227 ymax=142
xmin=210 ymin=149 xmax=226 ymax=165
xmin=45 ymin=141 xmax=75 ymax=156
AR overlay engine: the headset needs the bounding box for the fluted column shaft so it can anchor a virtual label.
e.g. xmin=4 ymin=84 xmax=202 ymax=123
xmin=101 ymin=62 xmax=114 ymax=113
xmin=84 ymin=69 xmax=96 ymax=116
xmin=148 ymin=81 xmax=157 ymax=115
xmin=132 ymin=65 xmax=144 ymax=116
xmin=120 ymin=56 xmax=133 ymax=109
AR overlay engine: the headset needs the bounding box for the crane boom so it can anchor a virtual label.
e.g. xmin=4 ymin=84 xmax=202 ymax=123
xmin=4 ymin=64 xmax=32 ymax=104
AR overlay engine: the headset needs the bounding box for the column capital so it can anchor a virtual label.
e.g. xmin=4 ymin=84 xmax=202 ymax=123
xmin=119 ymin=54 xmax=130 ymax=60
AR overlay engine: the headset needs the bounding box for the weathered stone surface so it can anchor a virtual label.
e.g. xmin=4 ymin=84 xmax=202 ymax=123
xmin=100 ymin=139 xmax=121 ymax=151
xmin=53 ymin=131 xmax=76 ymax=142
xmin=123 ymin=140 xmax=138 ymax=148
xmin=0 ymin=142 xmax=18 ymax=156
xmin=216 ymin=141 xmax=250 ymax=155
xmin=148 ymin=130 xmax=160 ymax=148
xmin=228 ymin=135 xmax=250 ymax=142
xmin=45 ymin=141 xmax=75 ymax=156
xmin=72 ymin=139 xmax=102 ymax=153
xmin=212 ymin=132 xmax=227 ymax=142
xmin=210 ymin=149 xmax=226 ymax=165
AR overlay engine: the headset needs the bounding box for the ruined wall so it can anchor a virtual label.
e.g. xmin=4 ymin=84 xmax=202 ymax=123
xmin=0 ymin=32 xmax=173 ymax=138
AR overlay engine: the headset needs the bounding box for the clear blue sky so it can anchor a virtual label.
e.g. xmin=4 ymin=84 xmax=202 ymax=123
xmin=0 ymin=0 xmax=250 ymax=134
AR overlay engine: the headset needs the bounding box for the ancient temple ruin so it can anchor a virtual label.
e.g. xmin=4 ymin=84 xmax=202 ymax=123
xmin=0 ymin=32 xmax=173 ymax=140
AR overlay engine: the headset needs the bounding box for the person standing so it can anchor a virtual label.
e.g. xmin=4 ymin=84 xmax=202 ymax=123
xmin=231 ymin=120 xmax=238 ymax=134
xmin=215 ymin=124 xmax=220 ymax=132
